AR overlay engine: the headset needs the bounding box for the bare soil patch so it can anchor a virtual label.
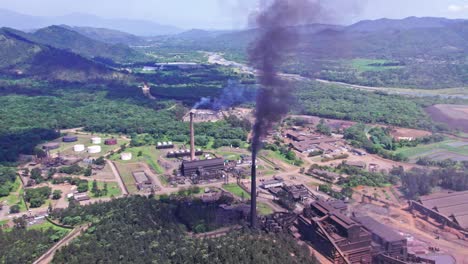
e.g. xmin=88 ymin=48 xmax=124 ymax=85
xmin=426 ymin=104 xmax=468 ymax=133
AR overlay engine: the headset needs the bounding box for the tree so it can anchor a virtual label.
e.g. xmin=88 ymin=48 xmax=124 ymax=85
xmin=47 ymin=168 xmax=57 ymax=180
xmin=103 ymin=183 xmax=108 ymax=196
xmin=52 ymin=190 xmax=62 ymax=200
xmin=13 ymin=216 xmax=27 ymax=229
xmin=340 ymin=187 xmax=354 ymax=198
xmin=92 ymin=180 xmax=100 ymax=197
xmin=137 ymin=151 xmax=143 ymax=157
xmin=10 ymin=204 xmax=20 ymax=214
xmin=77 ymin=181 xmax=89 ymax=193
xmin=316 ymin=119 xmax=332 ymax=136
xmin=30 ymin=168 xmax=42 ymax=181
xmin=84 ymin=166 xmax=92 ymax=177
xmin=94 ymin=157 xmax=106 ymax=166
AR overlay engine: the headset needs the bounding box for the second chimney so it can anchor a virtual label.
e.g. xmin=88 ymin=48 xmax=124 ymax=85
xmin=190 ymin=112 xmax=195 ymax=161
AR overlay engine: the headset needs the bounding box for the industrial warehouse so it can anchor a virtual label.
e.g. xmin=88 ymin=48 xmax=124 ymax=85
xmin=177 ymin=111 xmax=227 ymax=183
xmin=410 ymin=191 xmax=468 ymax=234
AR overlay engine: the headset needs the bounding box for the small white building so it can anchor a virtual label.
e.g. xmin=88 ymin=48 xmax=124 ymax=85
xmin=91 ymin=137 xmax=102 ymax=144
xmin=73 ymin=144 xmax=85 ymax=152
xmin=88 ymin=145 xmax=102 ymax=154
xmin=261 ymin=179 xmax=284 ymax=189
xmin=121 ymin=153 xmax=132 ymax=161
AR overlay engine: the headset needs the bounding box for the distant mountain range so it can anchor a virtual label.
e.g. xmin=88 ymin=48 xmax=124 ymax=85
xmin=1 ymin=16 xmax=468 ymax=87
xmin=0 ymin=27 xmax=127 ymax=82
xmin=0 ymin=9 xmax=182 ymax=36
xmin=155 ymin=16 xmax=468 ymax=59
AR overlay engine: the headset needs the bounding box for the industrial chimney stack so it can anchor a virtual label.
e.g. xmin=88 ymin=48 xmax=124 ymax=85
xmin=190 ymin=112 xmax=195 ymax=161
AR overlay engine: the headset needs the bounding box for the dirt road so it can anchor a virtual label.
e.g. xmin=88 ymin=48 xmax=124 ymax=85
xmin=33 ymin=224 xmax=89 ymax=264
xmin=107 ymin=160 xmax=128 ymax=196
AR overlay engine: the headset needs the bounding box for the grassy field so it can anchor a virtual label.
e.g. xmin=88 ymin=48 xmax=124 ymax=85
xmin=27 ymin=220 xmax=70 ymax=232
xmin=222 ymin=183 xmax=250 ymax=199
xmin=87 ymin=181 xmax=122 ymax=198
xmin=0 ymin=177 xmax=27 ymax=212
xmin=349 ymin=59 xmax=404 ymax=72
xmin=111 ymin=146 xmax=164 ymax=174
xmin=263 ymin=150 xmax=301 ymax=167
xmin=395 ymin=140 xmax=468 ymax=160
xmin=215 ymin=151 xmax=242 ymax=161
xmin=0 ymin=220 xmax=8 ymax=226
xmin=48 ymin=133 xmax=128 ymax=158
xmin=257 ymin=203 xmax=273 ymax=216
xmin=113 ymin=162 xmax=142 ymax=194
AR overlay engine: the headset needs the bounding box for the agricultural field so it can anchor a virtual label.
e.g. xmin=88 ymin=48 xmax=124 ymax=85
xmin=426 ymin=104 xmax=468 ymax=133
xmin=47 ymin=132 xmax=129 ymax=158
xmin=394 ymin=139 xmax=468 ymax=162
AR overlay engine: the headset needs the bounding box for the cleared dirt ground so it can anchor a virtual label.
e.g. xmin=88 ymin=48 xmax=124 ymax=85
xmin=426 ymin=104 xmax=468 ymax=133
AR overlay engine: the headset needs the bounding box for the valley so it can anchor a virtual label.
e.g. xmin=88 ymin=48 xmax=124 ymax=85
xmin=0 ymin=11 xmax=468 ymax=264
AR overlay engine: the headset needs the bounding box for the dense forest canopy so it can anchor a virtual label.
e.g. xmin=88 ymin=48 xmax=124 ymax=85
xmin=50 ymin=196 xmax=318 ymax=264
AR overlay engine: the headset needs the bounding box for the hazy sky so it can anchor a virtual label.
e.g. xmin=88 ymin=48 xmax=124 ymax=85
xmin=1 ymin=0 xmax=468 ymax=29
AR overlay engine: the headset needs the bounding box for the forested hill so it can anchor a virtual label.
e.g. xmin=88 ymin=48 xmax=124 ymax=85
xmin=154 ymin=17 xmax=468 ymax=88
xmin=0 ymin=28 xmax=127 ymax=82
xmin=64 ymin=26 xmax=143 ymax=45
xmin=31 ymin=26 xmax=149 ymax=63
xmin=48 ymin=196 xmax=318 ymax=264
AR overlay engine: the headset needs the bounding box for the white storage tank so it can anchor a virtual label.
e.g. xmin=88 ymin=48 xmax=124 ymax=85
xmin=91 ymin=137 xmax=102 ymax=144
xmin=73 ymin=144 xmax=85 ymax=152
xmin=88 ymin=145 xmax=102 ymax=154
xmin=121 ymin=153 xmax=132 ymax=161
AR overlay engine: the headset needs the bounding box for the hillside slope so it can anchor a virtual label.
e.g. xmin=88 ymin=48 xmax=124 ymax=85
xmin=32 ymin=26 xmax=148 ymax=63
xmin=0 ymin=28 xmax=126 ymax=82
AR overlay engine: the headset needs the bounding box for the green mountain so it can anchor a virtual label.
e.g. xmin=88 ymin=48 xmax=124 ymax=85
xmin=0 ymin=28 xmax=126 ymax=82
xmin=156 ymin=17 xmax=468 ymax=88
xmin=31 ymin=25 xmax=148 ymax=63
xmin=63 ymin=26 xmax=143 ymax=45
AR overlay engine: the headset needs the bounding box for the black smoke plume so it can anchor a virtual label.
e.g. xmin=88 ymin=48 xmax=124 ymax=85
xmin=248 ymin=0 xmax=324 ymax=228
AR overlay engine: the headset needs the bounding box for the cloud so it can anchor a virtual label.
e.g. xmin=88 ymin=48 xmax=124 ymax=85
xmin=448 ymin=4 xmax=468 ymax=12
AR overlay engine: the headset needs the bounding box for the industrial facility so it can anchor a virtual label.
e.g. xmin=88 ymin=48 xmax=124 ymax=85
xmin=104 ymin=138 xmax=117 ymax=145
xmin=132 ymin=171 xmax=153 ymax=191
xmin=298 ymin=201 xmax=374 ymax=264
xmin=409 ymin=190 xmax=468 ymax=235
xmin=63 ymin=136 xmax=78 ymax=143
xmin=179 ymin=111 xmax=226 ymax=183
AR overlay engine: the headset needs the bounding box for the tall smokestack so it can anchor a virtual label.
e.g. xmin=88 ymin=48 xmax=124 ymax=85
xmin=190 ymin=112 xmax=195 ymax=161
xmin=250 ymin=151 xmax=257 ymax=228
xmin=247 ymin=0 xmax=327 ymax=229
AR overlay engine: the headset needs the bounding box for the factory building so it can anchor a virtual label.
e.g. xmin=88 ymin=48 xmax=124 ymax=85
xmin=409 ymin=190 xmax=468 ymax=233
xmin=167 ymin=149 xmax=203 ymax=158
xmin=353 ymin=216 xmax=408 ymax=261
xmin=181 ymin=158 xmax=225 ymax=177
xmin=132 ymin=171 xmax=153 ymax=191
xmin=42 ymin=142 xmax=60 ymax=151
xmin=298 ymin=201 xmax=373 ymax=264
xmin=178 ymin=111 xmax=226 ymax=182
xmin=157 ymin=141 xmax=174 ymax=149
